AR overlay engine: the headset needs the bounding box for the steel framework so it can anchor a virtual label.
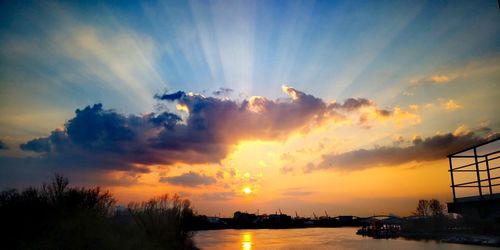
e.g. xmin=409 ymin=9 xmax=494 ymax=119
xmin=448 ymin=137 xmax=500 ymax=202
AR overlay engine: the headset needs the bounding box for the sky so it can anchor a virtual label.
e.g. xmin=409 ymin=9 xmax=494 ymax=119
xmin=0 ymin=0 xmax=499 ymax=217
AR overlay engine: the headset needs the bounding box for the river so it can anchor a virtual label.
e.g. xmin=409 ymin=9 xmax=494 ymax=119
xmin=193 ymin=227 xmax=490 ymax=250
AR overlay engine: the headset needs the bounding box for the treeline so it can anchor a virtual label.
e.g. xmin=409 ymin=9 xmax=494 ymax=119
xmin=401 ymin=199 xmax=500 ymax=238
xmin=0 ymin=175 xmax=197 ymax=250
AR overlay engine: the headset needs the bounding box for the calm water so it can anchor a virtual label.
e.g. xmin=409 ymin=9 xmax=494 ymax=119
xmin=194 ymin=228 xmax=491 ymax=250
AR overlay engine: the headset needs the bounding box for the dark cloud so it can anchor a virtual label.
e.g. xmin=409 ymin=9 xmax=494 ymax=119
xmin=154 ymin=91 xmax=186 ymax=101
xmin=376 ymin=109 xmax=391 ymax=117
xmin=66 ymin=104 xmax=135 ymax=148
xmin=148 ymin=112 xmax=182 ymax=130
xmin=0 ymin=140 xmax=7 ymax=150
xmin=313 ymin=132 xmax=498 ymax=172
xmin=20 ymin=137 xmax=51 ymax=152
xmin=328 ymin=98 xmax=372 ymax=111
xmin=0 ymin=156 xmax=141 ymax=189
xmin=475 ymin=126 xmax=492 ymax=135
xmin=18 ymin=104 xmax=170 ymax=172
xmin=327 ymin=98 xmax=392 ymax=126
xmin=212 ymin=87 xmax=233 ymax=96
xmin=159 ymin=171 xmax=216 ymax=187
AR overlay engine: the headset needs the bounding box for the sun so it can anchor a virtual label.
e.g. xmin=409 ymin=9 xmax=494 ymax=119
xmin=243 ymin=187 xmax=252 ymax=195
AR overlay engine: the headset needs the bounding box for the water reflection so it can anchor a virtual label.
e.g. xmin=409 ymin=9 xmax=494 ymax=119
xmin=195 ymin=228 xmax=493 ymax=250
xmin=241 ymin=232 xmax=252 ymax=250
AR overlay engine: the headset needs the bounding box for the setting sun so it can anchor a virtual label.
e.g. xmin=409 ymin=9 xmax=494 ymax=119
xmin=243 ymin=187 xmax=252 ymax=195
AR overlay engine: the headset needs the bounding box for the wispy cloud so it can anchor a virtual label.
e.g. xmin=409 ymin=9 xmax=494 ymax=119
xmin=410 ymin=74 xmax=457 ymax=86
xmin=281 ymin=187 xmax=314 ymax=197
xmin=212 ymin=87 xmax=234 ymax=96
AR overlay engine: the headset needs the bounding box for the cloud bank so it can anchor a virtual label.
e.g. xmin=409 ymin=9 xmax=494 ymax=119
xmin=3 ymin=86 xmax=421 ymax=185
xmin=16 ymin=87 xmax=331 ymax=172
xmin=312 ymin=131 xmax=498 ymax=172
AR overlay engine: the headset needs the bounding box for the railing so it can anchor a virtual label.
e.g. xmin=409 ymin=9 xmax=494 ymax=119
xmin=448 ymin=137 xmax=500 ymax=202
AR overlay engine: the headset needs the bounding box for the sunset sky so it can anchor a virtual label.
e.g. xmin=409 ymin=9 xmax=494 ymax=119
xmin=0 ymin=1 xmax=499 ymax=217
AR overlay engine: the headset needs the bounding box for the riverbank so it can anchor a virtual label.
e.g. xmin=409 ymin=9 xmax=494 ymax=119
xmin=357 ymin=226 xmax=500 ymax=247
xmin=400 ymin=233 xmax=500 ymax=247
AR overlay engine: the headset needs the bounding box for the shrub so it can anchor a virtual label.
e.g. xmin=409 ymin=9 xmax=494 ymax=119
xmin=0 ymin=175 xmax=198 ymax=249
xmin=128 ymin=194 xmax=197 ymax=249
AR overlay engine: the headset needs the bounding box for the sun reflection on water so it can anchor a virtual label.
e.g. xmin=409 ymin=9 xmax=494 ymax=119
xmin=241 ymin=232 xmax=253 ymax=250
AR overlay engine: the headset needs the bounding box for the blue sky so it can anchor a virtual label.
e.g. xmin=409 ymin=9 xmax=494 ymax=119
xmin=0 ymin=0 xmax=499 ymax=215
xmin=1 ymin=1 xmax=498 ymax=113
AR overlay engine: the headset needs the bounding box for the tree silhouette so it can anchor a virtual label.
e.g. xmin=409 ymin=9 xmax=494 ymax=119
xmin=413 ymin=200 xmax=431 ymax=217
xmin=0 ymin=174 xmax=197 ymax=249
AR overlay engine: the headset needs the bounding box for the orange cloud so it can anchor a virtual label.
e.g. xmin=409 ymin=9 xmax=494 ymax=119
xmin=443 ymin=99 xmax=463 ymax=110
xmin=410 ymin=74 xmax=457 ymax=86
xmin=429 ymin=75 xmax=453 ymax=84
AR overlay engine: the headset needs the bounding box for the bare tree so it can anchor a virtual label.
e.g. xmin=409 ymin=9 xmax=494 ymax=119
xmin=413 ymin=199 xmax=431 ymax=217
xmin=413 ymin=199 xmax=445 ymax=217
xmin=429 ymin=199 xmax=445 ymax=217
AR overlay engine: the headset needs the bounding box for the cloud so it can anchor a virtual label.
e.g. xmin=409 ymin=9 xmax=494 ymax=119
xmin=0 ymin=140 xmax=8 ymax=150
xmin=212 ymin=87 xmax=233 ymax=96
xmin=328 ymin=98 xmax=372 ymax=111
xmin=20 ymin=138 xmax=51 ymax=152
xmin=281 ymin=188 xmax=314 ymax=197
xmin=280 ymin=166 xmax=295 ymax=175
xmin=159 ymin=171 xmax=216 ymax=187
xmin=404 ymin=73 xmax=459 ymax=96
xmin=154 ymin=91 xmax=186 ymax=101
xmin=326 ymin=98 xmax=421 ymax=128
xmin=443 ymin=99 xmax=463 ymax=110
xmin=390 ymin=107 xmax=421 ymax=127
xmin=410 ymin=74 xmax=457 ymax=86
xmin=312 ymin=130 xmax=498 ymax=172
xmin=11 ymin=86 xmax=422 ymax=183
xmin=17 ymin=104 xmax=166 ymax=172
xmin=302 ymin=162 xmax=316 ymax=174
xmin=0 ymin=156 xmax=142 ymax=188
xmin=153 ymin=85 xmax=328 ymax=150
xmin=198 ymin=191 xmax=237 ymax=201
xmin=430 ymin=75 xmax=452 ymax=83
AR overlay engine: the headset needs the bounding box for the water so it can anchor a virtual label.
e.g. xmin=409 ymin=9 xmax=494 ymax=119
xmin=194 ymin=227 xmax=490 ymax=250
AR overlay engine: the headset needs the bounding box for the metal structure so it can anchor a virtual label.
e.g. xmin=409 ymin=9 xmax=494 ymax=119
xmin=447 ymin=137 xmax=500 ymax=218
